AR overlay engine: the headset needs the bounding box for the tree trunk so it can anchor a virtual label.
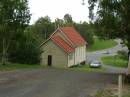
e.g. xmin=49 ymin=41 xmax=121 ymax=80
xmin=126 ymin=27 xmax=130 ymax=74
xmin=127 ymin=34 xmax=130 ymax=74
xmin=1 ymin=39 xmax=7 ymax=65
xmin=128 ymin=51 xmax=130 ymax=74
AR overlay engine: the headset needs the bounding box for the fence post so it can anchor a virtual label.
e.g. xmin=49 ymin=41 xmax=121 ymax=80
xmin=118 ymin=74 xmax=123 ymax=97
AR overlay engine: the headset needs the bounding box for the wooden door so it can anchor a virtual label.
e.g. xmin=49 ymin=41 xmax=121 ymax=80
xmin=48 ymin=55 xmax=52 ymax=66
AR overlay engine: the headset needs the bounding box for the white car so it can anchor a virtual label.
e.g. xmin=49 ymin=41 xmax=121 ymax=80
xmin=102 ymin=50 xmax=110 ymax=54
xmin=89 ymin=61 xmax=102 ymax=68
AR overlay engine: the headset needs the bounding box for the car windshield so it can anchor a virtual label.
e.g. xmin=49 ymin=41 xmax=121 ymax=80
xmin=92 ymin=61 xmax=100 ymax=64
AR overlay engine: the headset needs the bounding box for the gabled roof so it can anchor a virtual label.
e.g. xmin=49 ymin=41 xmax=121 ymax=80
xmin=40 ymin=27 xmax=87 ymax=53
xmin=51 ymin=35 xmax=75 ymax=53
xmin=59 ymin=27 xmax=86 ymax=46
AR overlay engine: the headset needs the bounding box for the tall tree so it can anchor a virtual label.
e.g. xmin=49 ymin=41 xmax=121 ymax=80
xmin=33 ymin=16 xmax=55 ymax=40
xmin=0 ymin=0 xmax=30 ymax=65
xmin=88 ymin=0 xmax=130 ymax=48
xmin=74 ymin=22 xmax=94 ymax=45
xmin=9 ymin=26 xmax=40 ymax=64
xmin=88 ymin=0 xmax=130 ymax=73
xmin=54 ymin=18 xmax=64 ymax=28
xmin=64 ymin=14 xmax=74 ymax=26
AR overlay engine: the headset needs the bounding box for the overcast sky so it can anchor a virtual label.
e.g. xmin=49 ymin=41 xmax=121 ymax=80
xmin=29 ymin=0 xmax=89 ymax=24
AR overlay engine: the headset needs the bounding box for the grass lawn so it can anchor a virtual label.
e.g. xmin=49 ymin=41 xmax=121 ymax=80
xmin=70 ymin=64 xmax=106 ymax=72
xmin=0 ymin=63 xmax=44 ymax=71
xmin=0 ymin=63 xmax=105 ymax=72
xmin=94 ymin=90 xmax=130 ymax=97
xmin=101 ymin=56 xmax=128 ymax=68
xmin=124 ymin=94 xmax=130 ymax=97
xmin=87 ymin=38 xmax=118 ymax=52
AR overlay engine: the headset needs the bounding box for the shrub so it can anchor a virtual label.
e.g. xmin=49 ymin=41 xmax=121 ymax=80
xmin=8 ymin=28 xmax=41 ymax=64
xmin=117 ymin=50 xmax=128 ymax=60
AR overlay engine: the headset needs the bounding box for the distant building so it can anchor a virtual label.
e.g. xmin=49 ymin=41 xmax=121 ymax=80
xmin=40 ymin=27 xmax=87 ymax=67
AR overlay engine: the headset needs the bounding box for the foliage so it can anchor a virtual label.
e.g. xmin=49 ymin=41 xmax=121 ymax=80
xmin=88 ymin=0 xmax=130 ymax=51
xmin=0 ymin=0 xmax=31 ymax=65
xmin=74 ymin=22 xmax=94 ymax=45
xmin=117 ymin=50 xmax=128 ymax=60
xmin=33 ymin=16 xmax=55 ymax=40
xmin=9 ymin=27 xmax=41 ymax=64
xmin=55 ymin=18 xmax=64 ymax=28
xmin=63 ymin=14 xmax=74 ymax=26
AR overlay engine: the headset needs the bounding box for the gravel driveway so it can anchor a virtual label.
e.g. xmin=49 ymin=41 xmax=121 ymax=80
xmin=0 ymin=68 xmax=118 ymax=97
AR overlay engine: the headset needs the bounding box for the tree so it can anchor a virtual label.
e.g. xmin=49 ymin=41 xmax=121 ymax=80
xmin=54 ymin=18 xmax=64 ymax=28
xmin=88 ymin=0 xmax=130 ymax=49
xmin=74 ymin=22 xmax=94 ymax=45
xmin=9 ymin=26 xmax=40 ymax=64
xmin=33 ymin=16 xmax=55 ymax=40
xmin=88 ymin=0 xmax=130 ymax=73
xmin=64 ymin=14 xmax=74 ymax=26
xmin=0 ymin=0 xmax=30 ymax=65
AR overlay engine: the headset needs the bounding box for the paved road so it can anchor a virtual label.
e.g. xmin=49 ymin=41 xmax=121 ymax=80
xmin=0 ymin=69 xmax=118 ymax=97
xmin=86 ymin=39 xmax=128 ymax=73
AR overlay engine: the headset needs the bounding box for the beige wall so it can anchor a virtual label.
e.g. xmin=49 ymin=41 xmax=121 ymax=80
xmin=67 ymin=45 xmax=86 ymax=66
xmin=68 ymin=53 xmax=75 ymax=67
xmin=40 ymin=40 xmax=68 ymax=67
xmin=74 ymin=45 xmax=86 ymax=65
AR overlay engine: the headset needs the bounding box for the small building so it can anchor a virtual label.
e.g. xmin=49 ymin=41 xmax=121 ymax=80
xmin=40 ymin=27 xmax=87 ymax=67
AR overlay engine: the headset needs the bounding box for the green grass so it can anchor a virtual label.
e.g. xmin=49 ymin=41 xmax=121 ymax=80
xmin=94 ymin=90 xmax=130 ymax=97
xmin=0 ymin=63 xmax=105 ymax=72
xmin=124 ymin=94 xmax=130 ymax=97
xmin=0 ymin=64 xmax=105 ymax=73
xmin=101 ymin=56 xmax=128 ymax=68
xmin=87 ymin=38 xmax=118 ymax=52
xmin=0 ymin=63 xmax=44 ymax=71
xmin=70 ymin=65 xmax=105 ymax=72
xmin=94 ymin=90 xmax=117 ymax=97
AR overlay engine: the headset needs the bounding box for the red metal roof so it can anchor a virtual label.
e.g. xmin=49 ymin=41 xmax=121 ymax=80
xmin=60 ymin=27 xmax=86 ymax=46
xmin=51 ymin=35 xmax=75 ymax=53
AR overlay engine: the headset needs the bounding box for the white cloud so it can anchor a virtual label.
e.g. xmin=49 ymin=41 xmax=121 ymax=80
xmin=29 ymin=0 xmax=89 ymax=24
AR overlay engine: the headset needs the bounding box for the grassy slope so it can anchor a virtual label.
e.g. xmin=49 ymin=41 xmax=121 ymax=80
xmin=87 ymin=39 xmax=118 ymax=52
xmin=101 ymin=56 xmax=128 ymax=68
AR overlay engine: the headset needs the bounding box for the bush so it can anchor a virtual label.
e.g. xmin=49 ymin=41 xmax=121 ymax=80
xmin=117 ymin=50 xmax=128 ymax=60
xmin=8 ymin=27 xmax=41 ymax=64
xmin=9 ymin=43 xmax=40 ymax=64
